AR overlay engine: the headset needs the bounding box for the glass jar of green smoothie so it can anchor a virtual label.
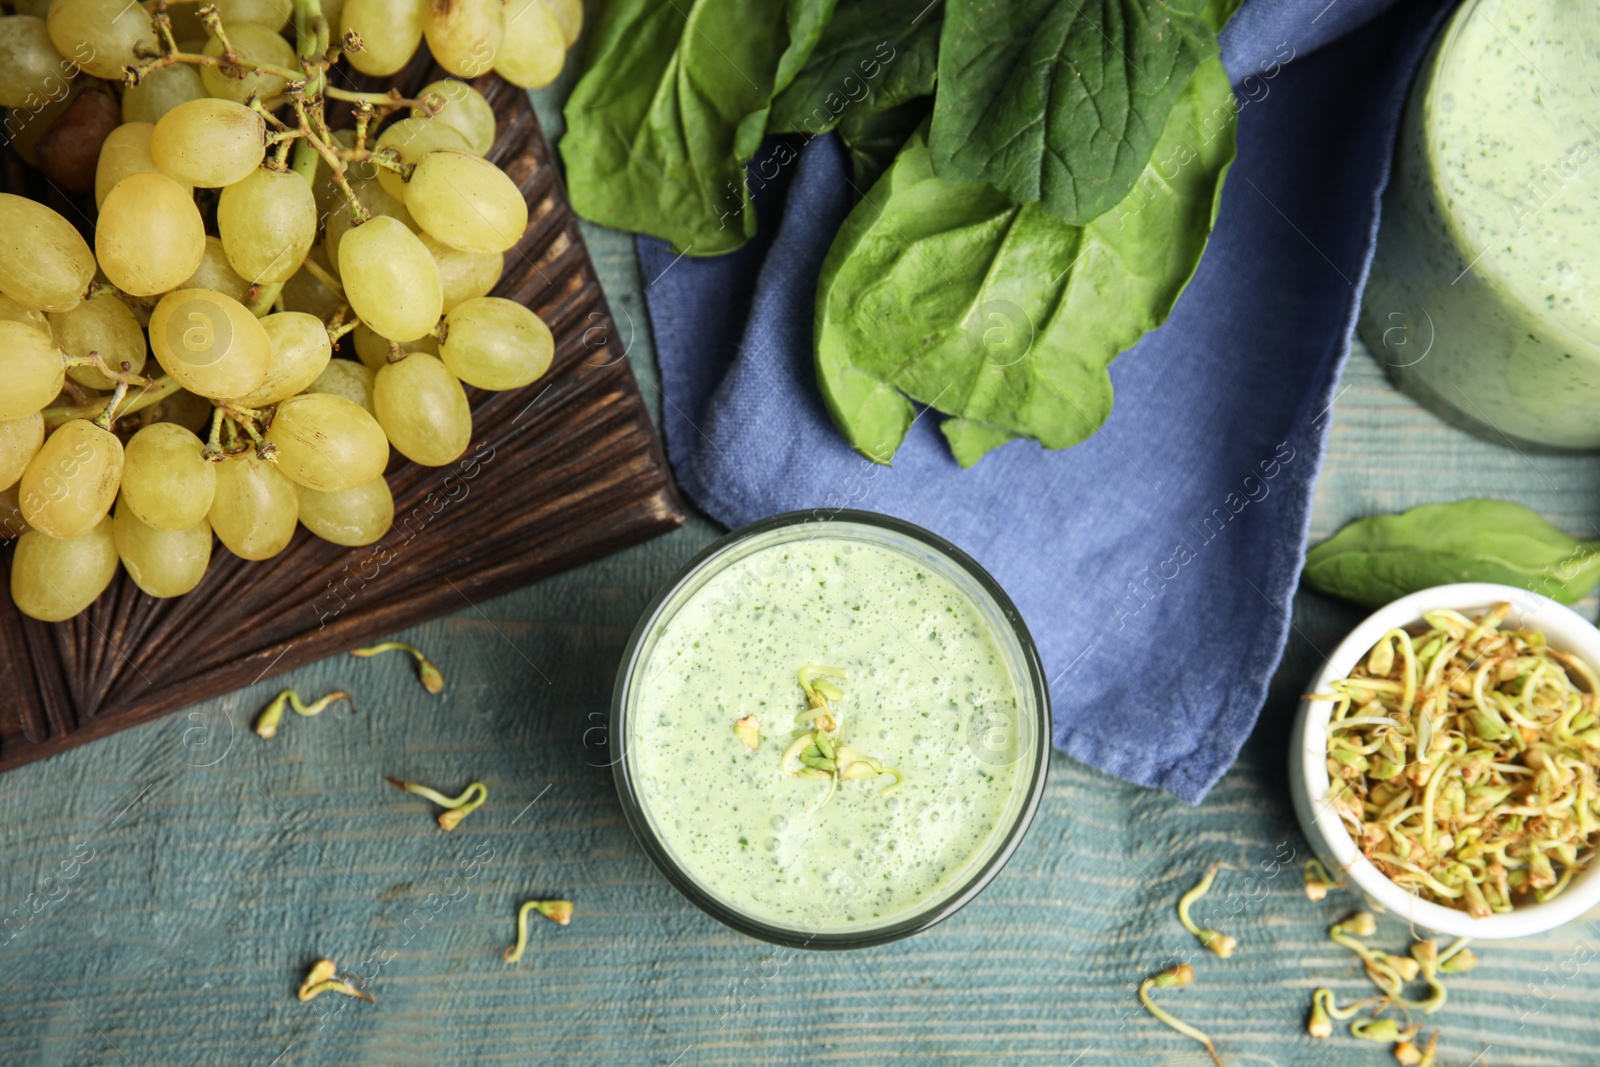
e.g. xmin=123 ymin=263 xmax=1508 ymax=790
xmin=1360 ymin=0 xmax=1600 ymax=450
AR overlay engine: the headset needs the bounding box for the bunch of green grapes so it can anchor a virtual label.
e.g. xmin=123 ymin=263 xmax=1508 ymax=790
xmin=0 ymin=0 xmax=572 ymax=622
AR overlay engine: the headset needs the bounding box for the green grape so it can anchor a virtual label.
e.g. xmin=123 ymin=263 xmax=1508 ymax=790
xmin=149 ymin=289 xmax=272 ymax=399
xmin=113 ymin=499 xmax=212 ymax=598
xmin=373 ymin=116 xmax=472 ymax=204
xmin=407 ymin=150 xmax=527 ymax=254
xmin=340 ymin=0 xmax=424 ymax=76
xmin=209 ymin=454 xmax=298 ymax=559
xmin=96 ymin=171 xmax=207 ymax=297
xmin=218 ymin=167 xmax=316 ymax=284
xmin=121 ymin=62 xmax=205 ymax=125
xmin=0 ymin=411 xmax=45 ymax=491
xmin=214 ymin=0 xmax=292 ymax=30
xmin=10 ymin=516 xmax=117 ymax=621
xmin=423 ymin=0 xmax=501 ymax=79
xmin=200 ymin=24 xmax=298 ymax=107
xmin=0 ymin=193 xmax=96 ymax=312
xmin=440 ymin=296 xmax=552 ymax=390
xmin=51 ymin=287 xmax=147 ymax=389
xmin=18 ymin=418 xmax=124 ymax=540
xmin=0 ymin=483 xmax=28 ymax=539
xmin=0 ymin=292 xmax=50 ymax=333
xmin=280 ymin=246 xmax=343 ymax=321
xmin=337 ymin=216 xmax=443 ymax=343
xmin=0 ymin=15 xmax=67 ymax=110
xmin=373 ymin=353 xmax=471 ymax=466
xmin=324 ymin=172 xmax=416 ymax=268
xmin=151 ymin=98 xmax=267 ymax=189
xmin=307 ymin=358 xmax=376 ymax=414
xmin=320 ymin=0 xmax=346 ymax=33
xmin=353 ymin=322 xmax=437 ymax=370
xmin=495 ymin=0 xmax=565 ymax=89
xmin=414 ymin=79 xmax=495 ymax=155
xmin=539 ymin=0 xmax=581 ymax=47
xmin=297 ymin=476 xmax=393 ymax=546
xmin=265 ymin=393 xmax=390 ymax=492
xmin=420 ymin=231 xmax=501 ymax=312
xmin=0 ymin=320 xmax=65 ymax=420
xmin=12 ymin=0 xmax=50 ymax=18
xmin=47 ymin=0 xmax=156 ymax=81
xmin=95 ymin=121 xmax=188 ymax=210
xmin=181 ymin=236 xmax=253 ymax=306
xmin=236 ymin=312 xmax=332 ymax=406
xmin=120 ymin=422 xmax=215 ymax=530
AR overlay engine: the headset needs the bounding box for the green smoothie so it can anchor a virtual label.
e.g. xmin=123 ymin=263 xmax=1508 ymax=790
xmin=626 ymin=530 xmax=1033 ymax=933
xmin=1360 ymin=0 xmax=1600 ymax=448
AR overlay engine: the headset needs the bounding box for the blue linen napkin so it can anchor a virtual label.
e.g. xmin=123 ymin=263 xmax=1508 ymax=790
xmin=634 ymin=0 xmax=1456 ymax=803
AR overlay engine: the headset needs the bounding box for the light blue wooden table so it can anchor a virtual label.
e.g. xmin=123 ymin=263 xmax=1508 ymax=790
xmin=3 ymin=52 xmax=1598 ymax=1067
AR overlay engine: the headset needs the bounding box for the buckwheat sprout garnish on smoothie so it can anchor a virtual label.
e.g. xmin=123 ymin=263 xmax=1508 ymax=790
xmin=1312 ymin=602 xmax=1600 ymax=914
xmin=626 ymin=529 xmax=1035 ymax=933
xmin=778 ymin=667 xmax=904 ymax=812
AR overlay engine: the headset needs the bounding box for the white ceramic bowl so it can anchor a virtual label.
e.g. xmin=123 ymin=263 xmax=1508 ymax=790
xmin=1291 ymin=582 xmax=1600 ymax=939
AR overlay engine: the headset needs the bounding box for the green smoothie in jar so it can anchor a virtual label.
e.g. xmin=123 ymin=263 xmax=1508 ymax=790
xmin=1360 ymin=0 xmax=1600 ymax=449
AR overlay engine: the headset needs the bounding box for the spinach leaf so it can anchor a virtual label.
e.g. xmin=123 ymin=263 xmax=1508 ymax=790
xmin=837 ymin=96 xmax=932 ymax=189
xmin=1303 ymin=500 xmax=1600 ymax=608
xmin=562 ymin=0 xmax=836 ymax=256
xmin=928 ymin=0 xmax=1218 ymax=224
xmin=814 ymin=56 xmax=1234 ymax=465
xmin=769 ymin=0 xmax=942 ymax=136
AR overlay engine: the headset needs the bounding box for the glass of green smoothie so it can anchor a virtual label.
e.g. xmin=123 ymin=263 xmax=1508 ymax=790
xmin=1360 ymin=0 xmax=1600 ymax=449
xmin=611 ymin=510 xmax=1050 ymax=948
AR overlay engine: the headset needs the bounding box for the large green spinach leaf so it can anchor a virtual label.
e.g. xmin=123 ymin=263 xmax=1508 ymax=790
xmin=562 ymin=0 xmax=835 ymax=256
xmin=769 ymin=0 xmax=942 ymax=137
xmin=1303 ymin=500 xmax=1600 ymax=607
xmin=815 ymin=55 xmax=1235 ymax=465
xmin=928 ymin=0 xmax=1218 ymax=224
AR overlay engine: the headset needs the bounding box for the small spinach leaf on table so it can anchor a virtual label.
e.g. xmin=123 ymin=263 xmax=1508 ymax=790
xmin=814 ymin=56 xmax=1235 ymax=466
xmin=1302 ymin=500 xmax=1600 ymax=607
xmin=769 ymin=0 xmax=942 ymax=136
xmin=562 ymin=0 xmax=836 ymax=256
xmin=928 ymin=0 xmax=1218 ymax=224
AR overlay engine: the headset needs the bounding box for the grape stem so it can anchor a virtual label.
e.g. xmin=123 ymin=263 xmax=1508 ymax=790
xmin=43 ymin=373 xmax=181 ymax=431
xmin=62 ymin=352 xmax=151 ymax=388
xmin=56 ymin=377 xmax=92 ymax=408
xmin=245 ymin=281 xmax=285 ymax=317
xmin=199 ymin=406 xmax=221 ymax=460
xmin=92 ymin=382 xmax=132 ymax=431
xmin=301 ymin=255 xmax=345 ymax=297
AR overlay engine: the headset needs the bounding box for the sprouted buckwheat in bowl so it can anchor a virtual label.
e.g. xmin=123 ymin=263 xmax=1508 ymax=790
xmin=610 ymin=510 xmax=1050 ymax=949
xmin=1292 ymin=583 xmax=1600 ymax=938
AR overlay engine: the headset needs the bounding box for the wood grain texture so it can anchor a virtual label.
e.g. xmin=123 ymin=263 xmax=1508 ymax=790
xmin=0 ymin=62 xmax=684 ymax=773
xmin=1 ymin=35 xmax=1599 ymax=1067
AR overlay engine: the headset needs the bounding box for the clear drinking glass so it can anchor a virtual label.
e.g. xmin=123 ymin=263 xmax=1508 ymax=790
xmin=610 ymin=510 xmax=1051 ymax=949
xmin=1359 ymin=0 xmax=1600 ymax=450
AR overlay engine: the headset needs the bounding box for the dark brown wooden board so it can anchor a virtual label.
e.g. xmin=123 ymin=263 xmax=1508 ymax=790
xmin=0 ymin=60 xmax=685 ymax=772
